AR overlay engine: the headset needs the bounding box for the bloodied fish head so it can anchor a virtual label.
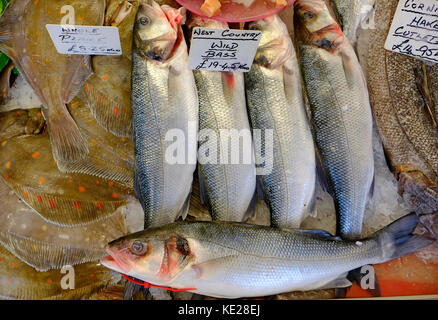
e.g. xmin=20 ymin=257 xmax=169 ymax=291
xmin=248 ymin=15 xmax=292 ymax=69
xmin=295 ymin=0 xmax=345 ymax=52
xmin=101 ymin=227 xmax=194 ymax=283
xmin=187 ymin=14 xmax=228 ymax=30
xmin=133 ymin=0 xmax=178 ymax=61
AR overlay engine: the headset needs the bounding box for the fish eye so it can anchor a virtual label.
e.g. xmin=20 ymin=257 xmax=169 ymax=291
xmin=139 ymin=16 xmax=150 ymax=25
xmin=303 ymin=11 xmax=314 ymax=20
xmin=131 ymin=240 xmax=147 ymax=255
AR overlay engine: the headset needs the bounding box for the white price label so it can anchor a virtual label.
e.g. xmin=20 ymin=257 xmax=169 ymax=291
xmin=384 ymin=0 xmax=438 ymax=63
xmin=188 ymin=27 xmax=262 ymax=72
xmin=46 ymin=24 xmax=122 ymax=56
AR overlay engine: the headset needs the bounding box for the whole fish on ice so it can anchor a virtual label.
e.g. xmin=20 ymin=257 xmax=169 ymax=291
xmin=245 ymin=14 xmax=316 ymax=229
xmin=101 ymin=213 xmax=434 ymax=298
xmin=189 ymin=15 xmax=256 ymax=222
xmin=131 ymin=1 xmax=198 ymax=228
xmin=296 ymin=0 xmax=374 ymax=239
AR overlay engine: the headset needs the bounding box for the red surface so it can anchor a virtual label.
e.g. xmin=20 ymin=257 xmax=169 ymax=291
xmin=175 ymin=0 xmax=295 ymax=22
xmin=345 ymin=253 xmax=438 ymax=298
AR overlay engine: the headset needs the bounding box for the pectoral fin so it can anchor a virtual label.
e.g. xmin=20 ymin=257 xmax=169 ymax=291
xmin=317 ymin=272 xmax=352 ymax=290
xmin=191 ymin=255 xmax=240 ymax=280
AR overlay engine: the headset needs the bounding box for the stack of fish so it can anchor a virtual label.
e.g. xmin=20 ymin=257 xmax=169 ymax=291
xmin=0 ymin=0 xmax=435 ymax=300
xmin=0 ymin=0 xmax=142 ymax=299
xmin=102 ymin=0 xmax=434 ymax=299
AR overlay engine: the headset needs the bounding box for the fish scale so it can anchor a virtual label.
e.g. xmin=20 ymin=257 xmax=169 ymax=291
xmin=101 ymin=214 xmax=433 ymax=298
xmin=131 ymin=3 xmax=198 ymax=229
xmin=386 ymin=55 xmax=438 ymax=176
xmin=132 ymin=54 xmax=167 ymax=228
xmin=367 ymin=0 xmax=438 ymax=213
xmin=300 ymin=43 xmax=374 ymax=239
xmin=244 ymin=15 xmax=316 ymax=229
xmin=331 ymin=0 xmax=375 ymax=44
xmin=195 ymin=69 xmax=256 ymax=222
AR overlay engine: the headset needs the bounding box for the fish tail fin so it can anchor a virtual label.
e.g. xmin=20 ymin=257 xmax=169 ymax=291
xmin=84 ymin=83 xmax=132 ymax=138
xmin=376 ymin=213 xmax=435 ymax=261
xmin=178 ymin=192 xmax=191 ymax=221
xmin=0 ymin=0 xmax=19 ymax=43
xmin=43 ymin=106 xmax=89 ymax=165
xmin=242 ymin=190 xmax=257 ymax=222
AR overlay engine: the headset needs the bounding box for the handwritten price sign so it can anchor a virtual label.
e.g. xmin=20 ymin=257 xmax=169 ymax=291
xmin=46 ymin=24 xmax=122 ymax=56
xmin=385 ymin=0 xmax=438 ymax=63
xmin=188 ymin=27 xmax=262 ymax=72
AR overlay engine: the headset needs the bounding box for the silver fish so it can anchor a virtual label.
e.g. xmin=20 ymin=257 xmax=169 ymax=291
xmin=131 ymin=1 xmax=198 ymax=228
xmin=188 ymin=16 xmax=256 ymax=222
xmin=296 ymin=0 xmax=374 ymax=240
xmin=330 ymin=0 xmax=375 ymax=44
xmin=101 ymin=213 xmax=433 ymax=298
xmin=245 ymin=15 xmax=316 ymax=229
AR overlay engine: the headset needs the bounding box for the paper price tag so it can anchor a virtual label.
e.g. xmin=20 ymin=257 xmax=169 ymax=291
xmin=188 ymin=27 xmax=262 ymax=72
xmin=384 ymin=0 xmax=438 ymax=63
xmin=46 ymin=24 xmax=122 ymax=56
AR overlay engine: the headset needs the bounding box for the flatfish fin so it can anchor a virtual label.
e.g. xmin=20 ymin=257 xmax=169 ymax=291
xmin=0 ymin=0 xmax=28 ymax=44
xmin=85 ymin=82 xmax=132 ymax=138
xmin=62 ymin=56 xmax=94 ymax=104
xmin=42 ymin=104 xmax=89 ymax=166
xmin=64 ymin=97 xmax=134 ymax=183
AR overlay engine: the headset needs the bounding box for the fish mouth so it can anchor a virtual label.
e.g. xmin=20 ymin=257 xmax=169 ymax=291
xmin=101 ymin=247 xmax=131 ymax=273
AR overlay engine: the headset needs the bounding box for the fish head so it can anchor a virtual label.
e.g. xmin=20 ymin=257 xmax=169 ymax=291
xmin=133 ymin=0 xmax=177 ymax=61
xmin=295 ymin=0 xmax=344 ymax=52
xmin=187 ymin=14 xmax=228 ymax=31
xmin=101 ymin=227 xmax=194 ymax=283
xmin=248 ymin=15 xmax=292 ymax=69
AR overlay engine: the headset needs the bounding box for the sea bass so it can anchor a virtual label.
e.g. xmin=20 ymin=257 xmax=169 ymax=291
xmin=101 ymin=213 xmax=434 ymax=298
xmin=367 ymin=0 xmax=438 ymax=214
xmin=189 ymin=15 xmax=256 ymax=222
xmin=131 ymin=1 xmax=198 ymax=228
xmin=245 ymin=15 xmax=316 ymax=229
xmin=330 ymin=0 xmax=375 ymax=44
xmin=296 ymin=0 xmax=374 ymax=240
xmin=0 ymin=0 xmax=106 ymax=167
